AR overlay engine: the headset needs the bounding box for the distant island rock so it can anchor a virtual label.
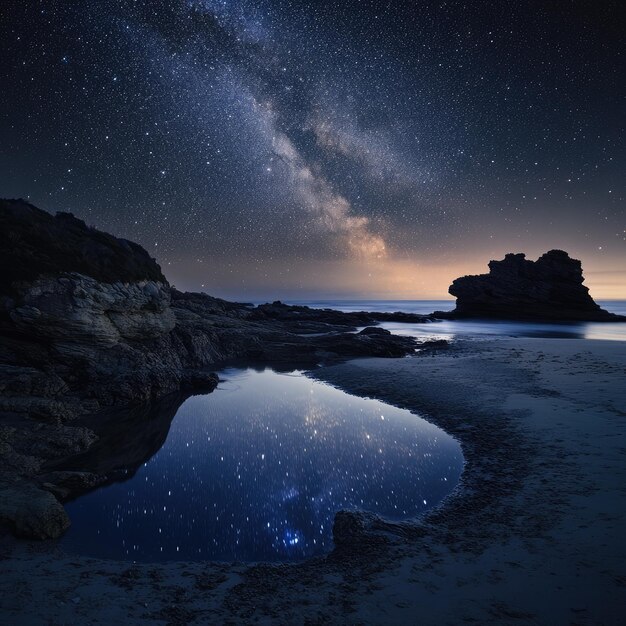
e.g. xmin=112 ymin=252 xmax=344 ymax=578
xmin=441 ymin=250 xmax=623 ymax=321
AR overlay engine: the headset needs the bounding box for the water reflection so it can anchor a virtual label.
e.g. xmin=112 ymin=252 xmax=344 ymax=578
xmin=49 ymin=393 xmax=185 ymax=483
xmin=60 ymin=368 xmax=463 ymax=563
xmin=379 ymin=318 xmax=626 ymax=343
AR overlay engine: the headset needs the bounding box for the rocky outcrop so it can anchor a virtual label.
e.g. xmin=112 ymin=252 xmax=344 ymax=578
xmin=0 ymin=199 xmax=165 ymax=292
xmin=250 ymin=300 xmax=436 ymax=327
xmin=0 ymin=198 xmax=433 ymax=539
xmin=441 ymin=250 xmax=624 ymax=321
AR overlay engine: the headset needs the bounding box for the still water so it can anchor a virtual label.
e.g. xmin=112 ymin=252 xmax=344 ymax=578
xmin=61 ymin=368 xmax=463 ymax=563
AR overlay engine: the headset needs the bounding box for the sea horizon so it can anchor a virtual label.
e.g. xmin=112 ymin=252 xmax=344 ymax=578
xmin=275 ymin=298 xmax=626 ymax=317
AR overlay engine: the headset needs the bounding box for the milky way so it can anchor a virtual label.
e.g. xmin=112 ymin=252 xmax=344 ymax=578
xmin=1 ymin=1 xmax=624 ymax=298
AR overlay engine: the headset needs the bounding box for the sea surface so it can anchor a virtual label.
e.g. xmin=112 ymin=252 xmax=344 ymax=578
xmin=61 ymin=368 xmax=463 ymax=563
xmin=287 ymin=300 xmax=626 ymax=342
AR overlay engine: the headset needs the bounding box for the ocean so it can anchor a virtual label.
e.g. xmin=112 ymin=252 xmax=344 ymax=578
xmin=283 ymin=300 xmax=626 ymax=342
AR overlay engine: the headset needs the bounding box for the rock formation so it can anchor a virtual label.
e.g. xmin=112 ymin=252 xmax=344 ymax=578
xmin=442 ymin=250 xmax=624 ymax=321
xmin=0 ymin=198 xmax=434 ymax=539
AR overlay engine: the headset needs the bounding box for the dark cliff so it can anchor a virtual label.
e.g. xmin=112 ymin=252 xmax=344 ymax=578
xmin=0 ymin=199 xmax=165 ymax=293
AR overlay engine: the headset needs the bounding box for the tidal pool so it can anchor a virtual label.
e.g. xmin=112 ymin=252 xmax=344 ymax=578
xmin=61 ymin=368 xmax=463 ymax=562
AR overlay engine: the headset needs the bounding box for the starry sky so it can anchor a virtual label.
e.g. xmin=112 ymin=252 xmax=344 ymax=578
xmin=1 ymin=0 xmax=624 ymax=299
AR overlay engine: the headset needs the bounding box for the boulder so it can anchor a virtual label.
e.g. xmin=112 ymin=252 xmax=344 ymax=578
xmin=0 ymin=482 xmax=70 ymax=539
xmin=359 ymin=326 xmax=391 ymax=336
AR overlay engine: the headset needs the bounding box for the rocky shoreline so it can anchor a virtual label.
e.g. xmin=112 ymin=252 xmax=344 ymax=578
xmin=0 ymin=199 xmax=439 ymax=539
xmin=1 ymin=197 xmax=623 ymax=557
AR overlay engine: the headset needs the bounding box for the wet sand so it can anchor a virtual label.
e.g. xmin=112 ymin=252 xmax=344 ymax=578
xmin=1 ymin=337 xmax=625 ymax=624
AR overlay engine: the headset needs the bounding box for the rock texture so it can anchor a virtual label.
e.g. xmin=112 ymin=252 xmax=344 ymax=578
xmin=0 ymin=198 xmax=434 ymax=539
xmin=442 ymin=250 xmax=624 ymax=321
xmin=0 ymin=481 xmax=70 ymax=539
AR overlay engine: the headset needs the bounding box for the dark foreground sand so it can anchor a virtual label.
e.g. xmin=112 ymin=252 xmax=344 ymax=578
xmin=1 ymin=337 xmax=625 ymax=625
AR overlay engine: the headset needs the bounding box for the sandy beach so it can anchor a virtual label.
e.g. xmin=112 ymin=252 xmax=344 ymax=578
xmin=1 ymin=336 xmax=625 ymax=625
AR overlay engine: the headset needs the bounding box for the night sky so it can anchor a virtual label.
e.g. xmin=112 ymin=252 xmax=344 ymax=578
xmin=1 ymin=1 xmax=624 ymax=299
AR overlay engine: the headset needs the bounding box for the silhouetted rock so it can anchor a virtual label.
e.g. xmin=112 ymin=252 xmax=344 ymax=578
xmin=251 ymin=300 xmax=433 ymax=326
xmin=441 ymin=250 xmax=624 ymax=321
xmin=0 ymin=199 xmax=165 ymax=292
xmin=420 ymin=339 xmax=449 ymax=349
xmin=359 ymin=326 xmax=391 ymax=336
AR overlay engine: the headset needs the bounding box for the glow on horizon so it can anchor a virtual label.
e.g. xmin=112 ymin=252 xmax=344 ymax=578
xmin=165 ymin=250 xmax=626 ymax=302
